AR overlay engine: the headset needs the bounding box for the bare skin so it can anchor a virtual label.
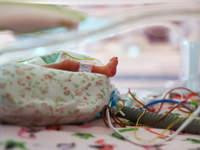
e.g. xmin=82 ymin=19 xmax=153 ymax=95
xmin=42 ymin=57 xmax=118 ymax=77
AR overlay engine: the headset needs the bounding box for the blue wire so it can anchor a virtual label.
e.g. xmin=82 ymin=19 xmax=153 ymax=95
xmin=139 ymin=99 xmax=191 ymax=111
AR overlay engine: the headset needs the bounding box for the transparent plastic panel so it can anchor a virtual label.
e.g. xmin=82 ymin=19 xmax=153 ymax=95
xmin=1 ymin=2 xmax=200 ymax=91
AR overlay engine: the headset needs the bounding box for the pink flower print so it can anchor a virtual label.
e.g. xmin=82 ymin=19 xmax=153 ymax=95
xmin=63 ymin=87 xmax=68 ymax=90
xmin=17 ymin=81 xmax=25 ymax=86
xmin=81 ymin=80 xmax=86 ymax=83
xmin=96 ymin=80 xmax=103 ymax=86
xmin=3 ymin=69 xmax=10 ymax=74
xmin=21 ymin=94 xmax=25 ymax=98
xmin=82 ymin=83 xmax=91 ymax=91
xmin=64 ymin=90 xmax=70 ymax=96
xmin=0 ymin=83 xmax=6 ymax=89
xmin=6 ymin=93 xmax=12 ymax=99
xmin=44 ymin=74 xmax=52 ymax=79
xmin=75 ymin=89 xmax=82 ymax=96
xmin=82 ymin=86 xmax=88 ymax=90
xmin=97 ymin=93 xmax=103 ymax=99
xmin=24 ymin=67 xmax=34 ymax=71
xmin=27 ymin=87 xmax=31 ymax=90
xmin=29 ymin=102 xmax=35 ymax=108
xmin=55 ymin=108 xmax=64 ymax=112
xmin=26 ymin=76 xmax=31 ymax=80
xmin=2 ymin=107 xmax=6 ymax=111
xmin=68 ymin=79 xmax=72 ymax=82
xmin=34 ymin=110 xmax=40 ymax=114
xmin=95 ymin=106 xmax=100 ymax=111
xmin=41 ymin=90 xmax=48 ymax=94
xmin=56 ymin=97 xmax=62 ymax=101
xmin=15 ymin=69 xmax=25 ymax=75
xmin=31 ymin=95 xmax=39 ymax=99
xmin=83 ymin=97 xmax=88 ymax=100
xmin=61 ymin=53 xmax=67 ymax=58
xmin=25 ymin=104 xmax=30 ymax=108
xmin=42 ymin=103 xmax=48 ymax=106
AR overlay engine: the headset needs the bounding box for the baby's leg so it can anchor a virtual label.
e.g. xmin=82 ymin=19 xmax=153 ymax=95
xmin=42 ymin=59 xmax=79 ymax=72
xmin=92 ymin=57 xmax=118 ymax=77
xmin=42 ymin=57 xmax=118 ymax=77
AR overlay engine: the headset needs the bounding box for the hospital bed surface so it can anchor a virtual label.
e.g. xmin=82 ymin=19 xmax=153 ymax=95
xmin=0 ymin=92 xmax=199 ymax=150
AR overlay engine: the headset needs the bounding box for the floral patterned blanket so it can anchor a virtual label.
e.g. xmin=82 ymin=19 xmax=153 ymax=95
xmin=0 ymin=51 xmax=114 ymax=126
xmin=0 ymin=110 xmax=200 ymax=150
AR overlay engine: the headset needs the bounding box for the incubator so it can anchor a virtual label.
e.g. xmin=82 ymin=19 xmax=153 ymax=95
xmin=0 ymin=1 xmax=200 ymax=146
xmin=0 ymin=1 xmax=200 ymax=92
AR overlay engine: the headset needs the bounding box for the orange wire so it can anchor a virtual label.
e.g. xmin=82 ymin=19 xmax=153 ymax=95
xmin=102 ymin=87 xmax=197 ymax=129
xmin=136 ymin=102 xmax=185 ymax=127
xmin=127 ymin=88 xmax=154 ymax=112
xmin=121 ymin=89 xmax=194 ymax=127
xmin=155 ymin=87 xmax=200 ymax=113
xmin=101 ymin=105 xmax=126 ymax=128
xmin=120 ymin=102 xmax=191 ymax=127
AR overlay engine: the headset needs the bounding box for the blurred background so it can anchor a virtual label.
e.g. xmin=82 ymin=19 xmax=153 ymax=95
xmin=0 ymin=1 xmax=200 ymax=93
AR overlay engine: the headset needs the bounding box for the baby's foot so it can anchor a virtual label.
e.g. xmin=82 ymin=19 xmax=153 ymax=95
xmin=106 ymin=57 xmax=118 ymax=77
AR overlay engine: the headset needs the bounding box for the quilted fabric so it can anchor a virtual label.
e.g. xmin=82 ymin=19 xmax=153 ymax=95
xmin=0 ymin=51 xmax=114 ymax=126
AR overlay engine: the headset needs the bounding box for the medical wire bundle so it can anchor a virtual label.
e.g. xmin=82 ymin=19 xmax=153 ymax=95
xmin=102 ymin=87 xmax=200 ymax=146
xmin=117 ymin=106 xmax=200 ymax=134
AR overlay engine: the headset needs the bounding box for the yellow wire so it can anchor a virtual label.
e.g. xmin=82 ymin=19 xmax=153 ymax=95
xmin=127 ymin=95 xmax=146 ymax=141
xmin=17 ymin=56 xmax=36 ymax=63
xmin=60 ymin=51 xmax=101 ymax=62
xmin=116 ymin=101 xmax=124 ymax=114
xmin=17 ymin=51 xmax=101 ymax=63
xmin=126 ymin=93 xmax=191 ymax=143
xmin=148 ymin=114 xmax=189 ymax=142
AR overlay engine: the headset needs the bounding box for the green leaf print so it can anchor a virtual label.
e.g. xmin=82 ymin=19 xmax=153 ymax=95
xmin=72 ymin=133 xmax=95 ymax=139
xmin=30 ymin=73 xmax=36 ymax=76
xmin=0 ymin=140 xmax=28 ymax=150
xmin=121 ymin=120 xmax=135 ymax=125
xmin=71 ymin=94 xmax=74 ymax=99
xmin=183 ymin=138 xmax=200 ymax=144
xmin=86 ymin=93 xmax=91 ymax=96
xmin=28 ymin=81 xmax=32 ymax=87
xmin=101 ymin=89 xmax=106 ymax=96
xmin=91 ymin=101 xmax=96 ymax=104
xmin=35 ymin=81 xmax=40 ymax=85
xmin=11 ymin=73 xmax=15 ymax=77
xmin=118 ymin=128 xmax=138 ymax=132
xmin=68 ymin=110 xmax=72 ymax=114
xmin=110 ymin=132 xmax=125 ymax=140
xmin=50 ymin=71 xmax=57 ymax=76
xmin=74 ymin=84 xmax=79 ymax=88
xmin=69 ymin=73 xmax=73 ymax=78
xmin=162 ymin=111 xmax=181 ymax=117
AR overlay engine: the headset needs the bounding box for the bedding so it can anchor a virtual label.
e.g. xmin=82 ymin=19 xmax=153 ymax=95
xmin=0 ymin=94 xmax=199 ymax=150
xmin=0 ymin=52 xmax=199 ymax=150
xmin=0 ymin=51 xmax=114 ymax=126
